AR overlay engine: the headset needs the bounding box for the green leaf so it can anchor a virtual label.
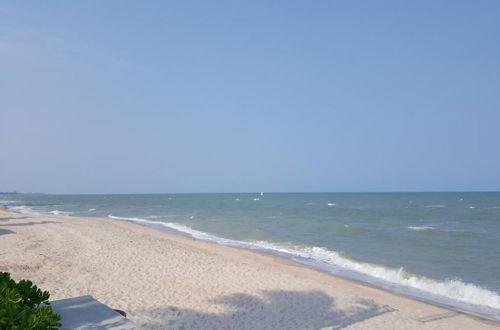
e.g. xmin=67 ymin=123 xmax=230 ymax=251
xmin=0 ymin=273 xmax=61 ymax=329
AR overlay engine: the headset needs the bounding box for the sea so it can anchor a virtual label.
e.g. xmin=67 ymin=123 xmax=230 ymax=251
xmin=1 ymin=192 xmax=499 ymax=321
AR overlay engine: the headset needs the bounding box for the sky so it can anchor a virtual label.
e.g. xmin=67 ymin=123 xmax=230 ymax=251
xmin=1 ymin=1 xmax=499 ymax=194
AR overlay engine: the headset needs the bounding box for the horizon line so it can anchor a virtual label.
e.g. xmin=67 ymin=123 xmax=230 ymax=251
xmin=3 ymin=190 xmax=500 ymax=195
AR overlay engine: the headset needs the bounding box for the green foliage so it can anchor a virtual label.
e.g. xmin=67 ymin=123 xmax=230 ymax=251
xmin=0 ymin=272 xmax=61 ymax=330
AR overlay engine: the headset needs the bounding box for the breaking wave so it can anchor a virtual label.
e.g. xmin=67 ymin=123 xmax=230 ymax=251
xmin=7 ymin=205 xmax=40 ymax=215
xmin=408 ymin=226 xmax=436 ymax=231
xmin=50 ymin=210 xmax=71 ymax=215
xmin=0 ymin=200 xmax=17 ymax=204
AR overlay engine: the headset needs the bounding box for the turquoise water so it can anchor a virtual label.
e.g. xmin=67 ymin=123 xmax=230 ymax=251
xmin=2 ymin=192 xmax=500 ymax=320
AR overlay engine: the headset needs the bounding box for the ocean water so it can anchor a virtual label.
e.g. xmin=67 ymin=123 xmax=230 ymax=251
xmin=2 ymin=192 xmax=500 ymax=320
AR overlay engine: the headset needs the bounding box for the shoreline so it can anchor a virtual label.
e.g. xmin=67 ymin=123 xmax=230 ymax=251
xmin=0 ymin=208 xmax=498 ymax=329
xmin=108 ymin=212 xmax=500 ymax=323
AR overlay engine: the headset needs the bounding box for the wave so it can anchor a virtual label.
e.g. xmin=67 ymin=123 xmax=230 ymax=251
xmin=49 ymin=210 xmax=71 ymax=215
xmin=408 ymin=226 xmax=436 ymax=231
xmin=286 ymin=246 xmax=500 ymax=313
xmin=88 ymin=208 xmax=96 ymax=212
xmin=0 ymin=200 xmax=17 ymax=204
xmin=108 ymin=215 xmax=150 ymax=222
xmin=424 ymin=205 xmax=446 ymax=208
xmin=327 ymin=203 xmax=337 ymax=206
xmin=339 ymin=225 xmax=369 ymax=234
xmin=106 ymin=214 xmax=500 ymax=319
xmin=8 ymin=205 xmax=40 ymax=215
xmin=146 ymin=214 xmax=180 ymax=219
xmin=8 ymin=205 xmax=71 ymax=216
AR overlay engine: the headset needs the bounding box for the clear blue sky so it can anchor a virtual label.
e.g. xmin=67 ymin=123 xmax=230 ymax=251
xmin=1 ymin=1 xmax=499 ymax=193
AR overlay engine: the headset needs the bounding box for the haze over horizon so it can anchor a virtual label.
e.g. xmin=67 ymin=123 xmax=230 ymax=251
xmin=1 ymin=1 xmax=499 ymax=194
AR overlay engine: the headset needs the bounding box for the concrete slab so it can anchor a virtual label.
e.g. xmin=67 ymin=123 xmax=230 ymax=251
xmin=51 ymin=295 xmax=141 ymax=329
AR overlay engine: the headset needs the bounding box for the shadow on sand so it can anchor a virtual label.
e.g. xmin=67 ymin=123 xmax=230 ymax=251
xmin=0 ymin=219 xmax=60 ymax=236
xmin=0 ymin=220 xmax=60 ymax=227
xmin=0 ymin=228 xmax=14 ymax=236
xmin=0 ymin=216 xmax=30 ymax=221
xmin=133 ymin=289 xmax=395 ymax=330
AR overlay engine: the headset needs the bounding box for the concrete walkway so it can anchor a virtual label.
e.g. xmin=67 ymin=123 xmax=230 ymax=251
xmin=51 ymin=295 xmax=141 ymax=329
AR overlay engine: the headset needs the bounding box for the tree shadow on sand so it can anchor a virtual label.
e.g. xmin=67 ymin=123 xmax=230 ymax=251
xmin=0 ymin=216 xmax=30 ymax=221
xmin=134 ymin=290 xmax=395 ymax=330
xmin=0 ymin=228 xmax=14 ymax=236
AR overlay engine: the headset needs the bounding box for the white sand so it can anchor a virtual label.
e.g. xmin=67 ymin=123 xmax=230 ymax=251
xmin=0 ymin=208 xmax=497 ymax=329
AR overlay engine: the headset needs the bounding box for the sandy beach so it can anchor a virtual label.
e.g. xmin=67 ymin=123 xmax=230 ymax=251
xmin=0 ymin=208 xmax=497 ymax=329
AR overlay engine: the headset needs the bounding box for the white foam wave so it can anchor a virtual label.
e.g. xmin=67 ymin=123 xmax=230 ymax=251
xmin=469 ymin=206 xmax=476 ymax=209
xmin=88 ymin=208 xmax=96 ymax=212
xmin=0 ymin=200 xmax=17 ymax=204
xmin=327 ymin=203 xmax=337 ymax=206
xmin=108 ymin=215 xmax=150 ymax=222
xmin=106 ymin=214 xmax=500 ymax=315
xmin=8 ymin=205 xmax=40 ymax=215
xmin=408 ymin=226 xmax=435 ymax=231
xmin=253 ymin=198 xmax=260 ymax=201
xmin=424 ymin=205 xmax=446 ymax=208
xmin=279 ymin=245 xmax=500 ymax=311
xmin=50 ymin=210 xmax=71 ymax=215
